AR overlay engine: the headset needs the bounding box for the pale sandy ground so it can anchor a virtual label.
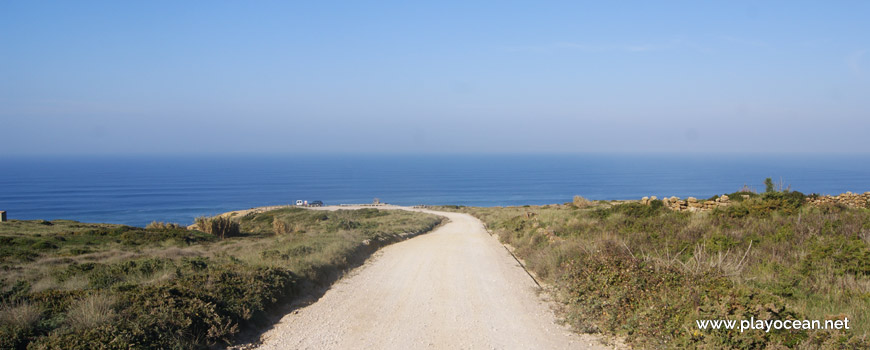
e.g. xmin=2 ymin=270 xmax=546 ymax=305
xmin=252 ymin=205 xmax=614 ymax=350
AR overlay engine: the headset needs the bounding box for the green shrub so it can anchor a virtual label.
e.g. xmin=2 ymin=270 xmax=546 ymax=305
xmin=122 ymin=284 xmax=234 ymax=347
xmin=765 ymin=177 xmax=775 ymax=193
xmin=30 ymin=240 xmax=58 ymax=250
xmin=594 ymin=200 xmax=666 ymax=219
xmin=802 ymin=236 xmax=870 ymax=276
xmin=355 ymin=208 xmax=386 ymax=218
xmin=761 ymin=191 xmax=806 ymax=212
xmin=725 ymin=191 xmax=759 ymax=202
xmin=326 ymin=218 xmax=360 ymax=232
xmin=716 ymin=191 xmax=806 ymax=218
xmin=706 ymin=233 xmax=739 ymax=252
xmin=29 ymin=324 xmax=136 ymax=350
xmin=86 ymin=259 xmax=172 ymax=289
xmin=718 ymin=203 xmax=751 ymax=218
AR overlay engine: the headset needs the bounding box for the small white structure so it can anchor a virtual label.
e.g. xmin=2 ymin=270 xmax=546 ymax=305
xmin=0 ymin=211 xmax=6 ymax=222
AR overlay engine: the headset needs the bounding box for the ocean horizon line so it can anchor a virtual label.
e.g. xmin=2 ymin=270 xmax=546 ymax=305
xmin=4 ymin=151 xmax=870 ymax=158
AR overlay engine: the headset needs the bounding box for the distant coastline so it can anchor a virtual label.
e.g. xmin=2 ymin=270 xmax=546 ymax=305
xmin=2 ymin=154 xmax=870 ymax=226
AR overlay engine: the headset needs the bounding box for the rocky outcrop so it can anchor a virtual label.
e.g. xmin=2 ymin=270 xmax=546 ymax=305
xmin=806 ymin=192 xmax=870 ymax=208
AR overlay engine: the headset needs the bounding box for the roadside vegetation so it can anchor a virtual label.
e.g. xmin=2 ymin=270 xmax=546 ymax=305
xmin=0 ymin=208 xmax=441 ymax=349
xmin=443 ymin=183 xmax=870 ymax=349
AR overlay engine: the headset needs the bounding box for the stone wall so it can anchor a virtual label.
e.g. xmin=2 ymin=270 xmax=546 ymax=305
xmin=641 ymin=195 xmax=732 ymax=212
xmin=806 ymin=192 xmax=870 ymax=208
xmin=640 ymin=191 xmax=870 ymax=212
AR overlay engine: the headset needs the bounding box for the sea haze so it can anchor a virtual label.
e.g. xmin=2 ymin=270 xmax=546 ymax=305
xmin=1 ymin=154 xmax=868 ymax=227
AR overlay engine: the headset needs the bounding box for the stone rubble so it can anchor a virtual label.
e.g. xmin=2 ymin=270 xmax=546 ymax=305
xmin=805 ymin=191 xmax=870 ymax=208
xmin=642 ymin=194 xmax=732 ymax=212
xmin=640 ymin=191 xmax=870 ymax=212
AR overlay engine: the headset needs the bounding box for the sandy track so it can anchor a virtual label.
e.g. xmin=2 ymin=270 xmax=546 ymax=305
xmin=255 ymin=207 xmax=609 ymax=350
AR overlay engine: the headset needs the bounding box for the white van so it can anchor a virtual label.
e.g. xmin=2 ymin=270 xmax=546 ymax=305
xmin=296 ymin=200 xmax=304 ymax=206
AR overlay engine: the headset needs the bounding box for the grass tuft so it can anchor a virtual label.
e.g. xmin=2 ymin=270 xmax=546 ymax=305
xmin=195 ymin=216 xmax=240 ymax=239
xmin=65 ymin=293 xmax=116 ymax=330
xmin=0 ymin=302 xmax=41 ymax=330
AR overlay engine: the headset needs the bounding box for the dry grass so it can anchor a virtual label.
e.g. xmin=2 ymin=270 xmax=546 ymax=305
xmin=29 ymin=276 xmax=59 ymax=293
xmin=272 ymin=218 xmax=293 ymax=235
xmin=572 ymin=195 xmax=592 ymax=208
xmin=61 ymin=275 xmax=90 ymax=290
xmin=145 ymin=221 xmax=181 ymax=230
xmin=674 ymin=241 xmax=752 ymax=276
xmin=195 ymin=216 xmax=240 ymax=239
xmin=65 ymin=294 xmax=117 ymax=330
xmin=0 ymin=302 xmax=41 ymax=330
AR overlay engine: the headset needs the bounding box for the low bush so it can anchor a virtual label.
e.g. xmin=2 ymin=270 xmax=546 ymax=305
xmin=593 ymin=200 xmax=666 ymax=219
xmin=714 ymin=190 xmax=807 ymax=218
xmin=724 ymin=191 xmax=759 ymax=202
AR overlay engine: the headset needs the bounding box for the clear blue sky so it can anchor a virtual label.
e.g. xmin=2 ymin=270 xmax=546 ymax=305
xmin=2 ymin=1 xmax=868 ymax=155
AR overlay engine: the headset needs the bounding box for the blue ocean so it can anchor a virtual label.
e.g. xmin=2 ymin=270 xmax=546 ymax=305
xmin=1 ymin=154 xmax=868 ymax=227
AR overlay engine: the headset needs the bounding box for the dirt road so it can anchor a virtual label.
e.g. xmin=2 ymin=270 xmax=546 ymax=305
xmin=255 ymin=207 xmax=609 ymax=349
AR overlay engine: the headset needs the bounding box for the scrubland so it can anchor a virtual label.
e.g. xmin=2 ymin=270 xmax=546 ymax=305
xmin=442 ymin=191 xmax=870 ymax=349
xmin=4 ymin=187 xmax=867 ymax=350
xmin=0 ymin=208 xmax=441 ymax=349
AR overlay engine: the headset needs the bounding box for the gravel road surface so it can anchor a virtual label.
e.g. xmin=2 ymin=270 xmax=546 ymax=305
xmin=255 ymin=207 xmax=610 ymax=350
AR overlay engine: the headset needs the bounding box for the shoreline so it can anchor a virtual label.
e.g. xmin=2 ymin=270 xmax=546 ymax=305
xmin=199 ymin=189 xmax=870 ymax=227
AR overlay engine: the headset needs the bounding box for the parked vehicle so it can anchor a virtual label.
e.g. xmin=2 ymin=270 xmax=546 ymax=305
xmin=310 ymin=200 xmax=323 ymax=207
xmin=295 ymin=200 xmax=303 ymax=206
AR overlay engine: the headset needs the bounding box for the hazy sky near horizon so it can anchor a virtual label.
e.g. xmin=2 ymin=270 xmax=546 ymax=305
xmin=2 ymin=1 xmax=869 ymax=155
